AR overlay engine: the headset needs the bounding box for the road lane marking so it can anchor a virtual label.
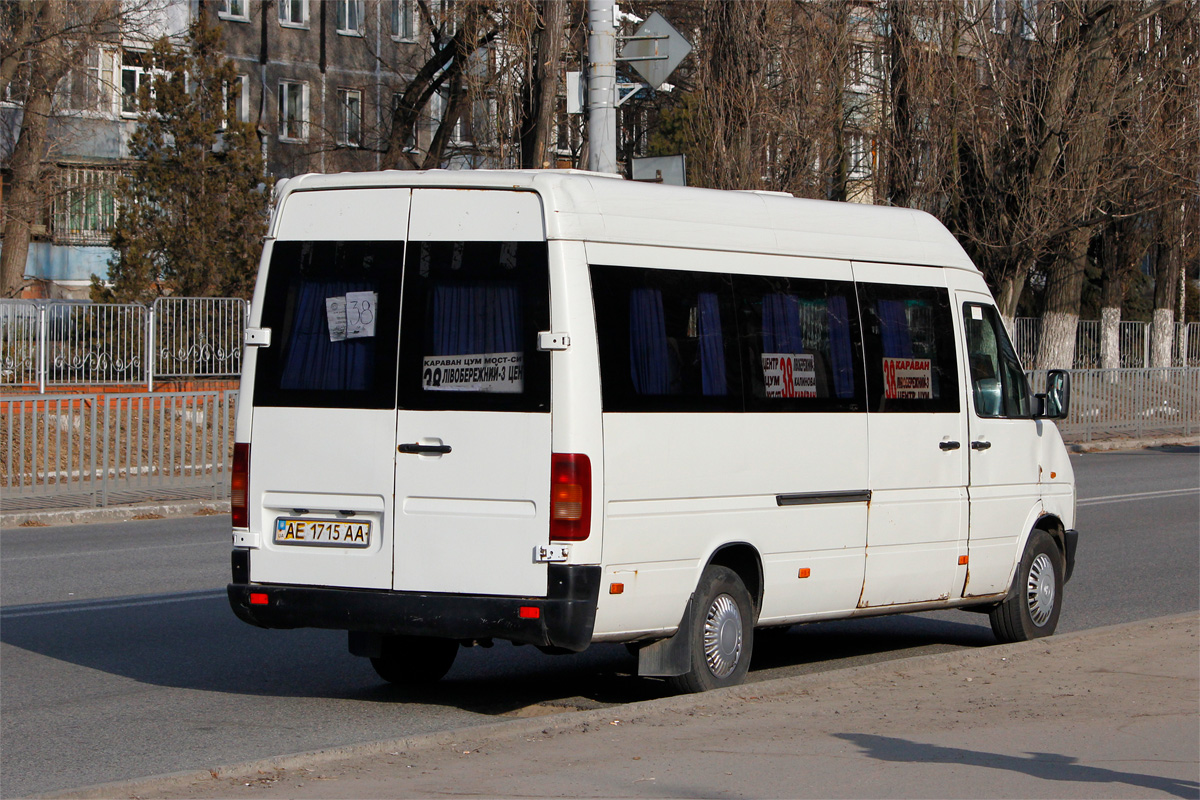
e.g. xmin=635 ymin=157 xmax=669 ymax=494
xmin=1078 ymin=487 xmax=1199 ymax=507
xmin=0 ymin=589 xmax=226 ymax=619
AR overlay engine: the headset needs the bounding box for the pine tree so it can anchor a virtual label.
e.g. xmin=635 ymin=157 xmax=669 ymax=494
xmin=100 ymin=18 xmax=266 ymax=302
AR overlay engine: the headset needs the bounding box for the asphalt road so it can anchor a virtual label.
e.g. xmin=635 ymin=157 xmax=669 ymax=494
xmin=1 ymin=446 xmax=1197 ymax=798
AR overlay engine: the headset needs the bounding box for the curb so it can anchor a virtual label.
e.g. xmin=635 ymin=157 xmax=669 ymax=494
xmin=1 ymin=500 xmax=230 ymax=529
xmin=1066 ymin=435 xmax=1198 ymax=453
xmin=42 ymin=611 xmax=1199 ymax=800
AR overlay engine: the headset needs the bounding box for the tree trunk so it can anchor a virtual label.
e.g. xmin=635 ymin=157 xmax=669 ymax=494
xmin=885 ymin=1 xmax=913 ymax=207
xmin=1151 ymin=229 xmax=1181 ymax=369
xmin=994 ymin=257 xmax=1032 ymax=322
xmin=520 ymin=0 xmax=564 ymax=170
xmin=1037 ymin=230 xmax=1089 ymax=370
xmin=1 ymin=0 xmax=68 ymax=298
xmin=1098 ymin=227 xmax=1124 ymax=370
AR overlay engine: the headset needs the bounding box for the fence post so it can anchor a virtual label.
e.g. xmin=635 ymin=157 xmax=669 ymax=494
xmin=37 ymin=304 xmax=46 ymax=394
xmin=147 ymin=305 xmax=155 ymax=392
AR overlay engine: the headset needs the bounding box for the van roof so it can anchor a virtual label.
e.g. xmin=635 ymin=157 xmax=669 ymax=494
xmin=277 ymin=169 xmax=978 ymax=272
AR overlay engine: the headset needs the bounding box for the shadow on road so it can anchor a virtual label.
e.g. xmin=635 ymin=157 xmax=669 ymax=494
xmin=834 ymin=733 xmax=1200 ymax=799
xmin=1 ymin=592 xmax=994 ymax=715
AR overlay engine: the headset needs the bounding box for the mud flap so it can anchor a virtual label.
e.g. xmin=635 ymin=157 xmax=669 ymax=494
xmin=636 ymin=595 xmax=694 ymax=677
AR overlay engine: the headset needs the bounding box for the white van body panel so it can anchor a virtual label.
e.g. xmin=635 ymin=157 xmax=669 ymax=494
xmin=392 ymin=189 xmax=551 ymax=597
xmin=275 ymin=187 xmax=412 ymax=241
xmin=244 ymin=189 xmax=411 ymax=589
xmin=852 ymin=261 xmax=969 ymax=607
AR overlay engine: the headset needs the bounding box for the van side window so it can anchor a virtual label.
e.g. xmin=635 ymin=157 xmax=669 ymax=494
xmin=396 ymin=241 xmax=550 ymax=412
xmin=591 ymin=265 xmax=740 ymax=412
xmin=254 ymin=240 xmax=403 ymax=409
xmin=963 ymin=302 xmax=1030 ymax=418
xmin=734 ymin=275 xmax=865 ymax=413
xmin=858 ymin=283 xmax=959 ymax=413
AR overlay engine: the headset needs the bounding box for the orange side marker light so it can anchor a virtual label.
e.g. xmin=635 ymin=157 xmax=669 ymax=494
xmin=958 ymin=555 xmax=969 ymax=566
xmin=797 ymin=568 xmax=811 ymax=579
xmin=609 ymin=583 xmax=625 ymax=595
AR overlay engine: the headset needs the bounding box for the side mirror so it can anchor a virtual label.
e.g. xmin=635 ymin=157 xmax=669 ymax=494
xmin=1035 ymin=369 xmax=1070 ymax=420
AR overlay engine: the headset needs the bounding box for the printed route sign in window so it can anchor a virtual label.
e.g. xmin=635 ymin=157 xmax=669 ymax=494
xmin=762 ymin=353 xmax=817 ymax=398
xmin=882 ymin=357 xmax=933 ymax=400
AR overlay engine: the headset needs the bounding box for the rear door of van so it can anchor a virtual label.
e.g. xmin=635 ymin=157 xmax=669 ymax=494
xmin=391 ymin=189 xmax=552 ymax=597
xmin=248 ymin=188 xmax=410 ymax=590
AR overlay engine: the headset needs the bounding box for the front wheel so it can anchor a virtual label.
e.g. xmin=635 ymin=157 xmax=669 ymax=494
xmin=670 ymin=566 xmax=755 ymax=693
xmin=370 ymin=635 xmax=459 ymax=685
xmin=989 ymin=530 xmax=1063 ymax=643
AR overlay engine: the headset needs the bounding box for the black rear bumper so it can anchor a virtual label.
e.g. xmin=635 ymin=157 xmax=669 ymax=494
xmin=227 ymin=551 xmax=600 ymax=652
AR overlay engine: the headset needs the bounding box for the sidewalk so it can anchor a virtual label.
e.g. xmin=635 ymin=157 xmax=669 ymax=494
xmin=54 ymin=613 xmax=1199 ymax=800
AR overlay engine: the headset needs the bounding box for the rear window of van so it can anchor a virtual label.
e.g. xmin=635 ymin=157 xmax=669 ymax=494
xmin=253 ymin=241 xmax=403 ymax=409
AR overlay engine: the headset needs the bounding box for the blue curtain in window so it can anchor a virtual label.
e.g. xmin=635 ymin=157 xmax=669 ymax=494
xmin=279 ymin=281 xmax=374 ymax=391
xmin=696 ymin=292 xmax=727 ymax=396
xmin=877 ymin=299 xmax=913 ymax=358
xmin=827 ymin=295 xmax=855 ymax=399
xmin=630 ymin=288 xmax=670 ymax=395
xmin=761 ymin=293 xmax=803 ymax=353
xmin=430 ymin=283 xmax=520 ymax=356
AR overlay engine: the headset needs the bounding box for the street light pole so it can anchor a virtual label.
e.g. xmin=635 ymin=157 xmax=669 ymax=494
xmin=587 ymin=0 xmax=617 ymax=174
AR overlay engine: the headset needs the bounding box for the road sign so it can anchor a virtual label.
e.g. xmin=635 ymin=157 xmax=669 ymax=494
xmin=619 ymin=11 xmax=692 ymax=90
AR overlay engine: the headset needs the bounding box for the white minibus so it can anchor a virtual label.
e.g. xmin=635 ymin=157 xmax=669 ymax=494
xmin=228 ymin=170 xmax=1077 ymax=692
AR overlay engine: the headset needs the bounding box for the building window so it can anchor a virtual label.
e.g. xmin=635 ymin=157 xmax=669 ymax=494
xmin=278 ymin=80 xmax=308 ymax=141
xmin=221 ymin=75 xmax=249 ymax=129
xmin=279 ymin=0 xmax=308 ymax=27
xmin=59 ymin=47 xmax=114 ymax=113
xmin=51 ymin=166 xmax=120 ymax=246
xmin=848 ymin=132 xmax=871 ymax=179
xmin=392 ymin=93 xmax=418 ymax=150
xmin=337 ymin=0 xmax=364 ymax=34
xmin=337 ymin=88 xmax=362 ymax=146
xmin=219 ymin=0 xmax=249 ymax=21
xmin=120 ymin=50 xmax=152 ymax=116
xmin=391 ymin=0 xmax=416 ymax=39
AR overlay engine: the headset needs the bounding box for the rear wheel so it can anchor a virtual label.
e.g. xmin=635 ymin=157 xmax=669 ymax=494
xmin=990 ymin=530 xmax=1063 ymax=643
xmin=670 ymin=566 xmax=755 ymax=694
xmin=370 ymin=635 xmax=459 ymax=685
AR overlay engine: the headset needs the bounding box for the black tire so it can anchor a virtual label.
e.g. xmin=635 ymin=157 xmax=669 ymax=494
xmin=670 ymin=566 xmax=755 ymax=694
xmin=989 ymin=530 xmax=1063 ymax=643
xmin=370 ymin=635 xmax=459 ymax=685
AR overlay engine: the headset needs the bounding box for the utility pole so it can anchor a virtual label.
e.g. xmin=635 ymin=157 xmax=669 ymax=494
xmin=587 ymin=0 xmax=617 ymax=174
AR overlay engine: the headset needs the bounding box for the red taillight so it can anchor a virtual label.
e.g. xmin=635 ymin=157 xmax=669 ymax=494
xmin=549 ymin=453 xmax=591 ymax=542
xmin=249 ymin=592 xmax=269 ymax=606
xmin=231 ymin=442 xmax=250 ymax=529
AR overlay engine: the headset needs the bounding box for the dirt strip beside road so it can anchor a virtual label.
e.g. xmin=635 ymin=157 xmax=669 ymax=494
xmin=51 ymin=613 xmax=1199 ymax=800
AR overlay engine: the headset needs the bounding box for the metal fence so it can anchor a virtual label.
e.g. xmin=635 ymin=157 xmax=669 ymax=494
xmin=0 ymin=298 xmax=246 ymax=391
xmin=1013 ymin=318 xmax=1199 ymax=370
xmin=1 ymin=389 xmax=238 ymax=512
xmin=1027 ymin=367 xmax=1200 ymax=442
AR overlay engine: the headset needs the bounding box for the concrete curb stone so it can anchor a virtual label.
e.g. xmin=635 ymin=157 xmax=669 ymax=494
xmin=1 ymin=500 xmax=230 ymax=529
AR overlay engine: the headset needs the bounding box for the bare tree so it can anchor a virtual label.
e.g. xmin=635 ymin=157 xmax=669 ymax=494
xmin=0 ymin=0 xmax=164 ymax=298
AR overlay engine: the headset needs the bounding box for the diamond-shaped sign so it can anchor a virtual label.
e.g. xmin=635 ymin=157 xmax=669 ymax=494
xmin=620 ymin=12 xmax=692 ymax=90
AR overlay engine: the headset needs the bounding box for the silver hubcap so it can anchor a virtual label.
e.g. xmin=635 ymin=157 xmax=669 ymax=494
xmin=703 ymin=593 xmax=743 ymax=679
xmin=1026 ymin=553 xmax=1056 ymax=627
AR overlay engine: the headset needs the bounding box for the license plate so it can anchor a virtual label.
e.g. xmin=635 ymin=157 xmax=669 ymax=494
xmin=274 ymin=517 xmax=371 ymax=548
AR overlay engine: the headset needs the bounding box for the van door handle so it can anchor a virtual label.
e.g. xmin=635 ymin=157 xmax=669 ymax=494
xmin=971 ymin=440 xmax=992 ymax=451
xmin=939 ymin=441 xmax=961 ymax=451
xmin=398 ymin=443 xmax=452 ymax=455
